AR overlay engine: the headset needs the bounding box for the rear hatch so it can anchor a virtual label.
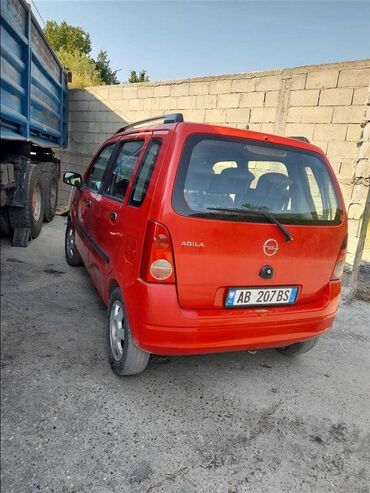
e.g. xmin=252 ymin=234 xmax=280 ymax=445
xmin=168 ymin=133 xmax=345 ymax=309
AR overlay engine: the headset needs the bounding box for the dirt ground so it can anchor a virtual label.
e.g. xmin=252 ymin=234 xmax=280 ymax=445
xmin=1 ymin=217 xmax=369 ymax=493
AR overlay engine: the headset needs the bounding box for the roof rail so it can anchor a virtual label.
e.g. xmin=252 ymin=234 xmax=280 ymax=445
xmin=288 ymin=136 xmax=310 ymax=143
xmin=115 ymin=113 xmax=184 ymax=134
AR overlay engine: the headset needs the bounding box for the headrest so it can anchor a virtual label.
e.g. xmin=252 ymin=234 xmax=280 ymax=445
xmin=208 ymin=168 xmax=255 ymax=195
xmin=255 ymin=172 xmax=291 ymax=192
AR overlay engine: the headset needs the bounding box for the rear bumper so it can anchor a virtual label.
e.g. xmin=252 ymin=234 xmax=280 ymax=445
xmin=125 ymin=280 xmax=342 ymax=355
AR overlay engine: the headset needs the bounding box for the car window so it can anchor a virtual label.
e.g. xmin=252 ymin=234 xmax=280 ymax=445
xmin=129 ymin=140 xmax=161 ymax=206
xmin=173 ymin=135 xmax=342 ymax=225
xmin=85 ymin=144 xmax=116 ymax=192
xmin=105 ymin=140 xmax=145 ymax=200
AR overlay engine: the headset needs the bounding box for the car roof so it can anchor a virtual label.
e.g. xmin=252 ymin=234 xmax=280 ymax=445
xmin=115 ymin=121 xmax=324 ymax=156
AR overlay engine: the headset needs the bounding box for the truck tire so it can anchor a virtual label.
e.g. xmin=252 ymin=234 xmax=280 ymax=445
xmin=43 ymin=165 xmax=59 ymax=223
xmin=276 ymin=337 xmax=319 ymax=356
xmin=107 ymin=288 xmax=150 ymax=376
xmin=9 ymin=162 xmax=44 ymax=239
xmin=0 ymin=208 xmax=11 ymax=236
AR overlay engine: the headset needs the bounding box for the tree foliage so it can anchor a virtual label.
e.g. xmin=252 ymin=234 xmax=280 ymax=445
xmin=44 ymin=20 xmax=91 ymax=55
xmin=56 ymin=48 xmax=102 ymax=88
xmin=94 ymin=50 xmax=120 ymax=85
xmin=128 ymin=70 xmax=150 ymax=83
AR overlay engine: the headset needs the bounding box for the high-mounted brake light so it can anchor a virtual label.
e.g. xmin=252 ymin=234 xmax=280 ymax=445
xmin=331 ymin=235 xmax=347 ymax=280
xmin=141 ymin=221 xmax=176 ymax=283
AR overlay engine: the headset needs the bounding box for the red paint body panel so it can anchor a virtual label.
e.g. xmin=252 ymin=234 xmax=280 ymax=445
xmin=68 ymin=121 xmax=347 ymax=356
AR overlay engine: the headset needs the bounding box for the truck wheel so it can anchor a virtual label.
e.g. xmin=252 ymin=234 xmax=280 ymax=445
xmin=9 ymin=163 xmax=44 ymax=239
xmin=65 ymin=223 xmax=83 ymax=266
xmin=107 ymin=288 xmax=150 ymax=376
xmin=0 ymin=208 xmax=11 ymax=236
xmin=43 ymin=172 xmax=59 ymax=222
xmin=276 ymin=337 xmax=319 ymax=356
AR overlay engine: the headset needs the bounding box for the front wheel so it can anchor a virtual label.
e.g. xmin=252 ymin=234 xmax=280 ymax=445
xmin=65 ymin=224 xmax=83 ymax=266
xmin=107 ymin=288 xmax=150 ymax=376
xmin=276 ymin=337 xmax=319 ymax=356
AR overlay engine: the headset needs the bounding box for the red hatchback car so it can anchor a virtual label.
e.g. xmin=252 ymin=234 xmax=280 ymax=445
xmin=63 ymin=114 xmax=347 ymax=376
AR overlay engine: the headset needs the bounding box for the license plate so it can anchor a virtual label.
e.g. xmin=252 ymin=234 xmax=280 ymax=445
xmin=225 ymin=286 xmax=298 ymax=307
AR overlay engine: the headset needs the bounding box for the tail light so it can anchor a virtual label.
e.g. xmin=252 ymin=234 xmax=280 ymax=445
xmin=141 ymin=221 xmax=176 ymax=283
xmin=331 ymin=235 xmax=347 ymax=280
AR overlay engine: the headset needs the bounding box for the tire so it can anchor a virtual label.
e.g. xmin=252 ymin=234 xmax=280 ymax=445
xmin=0 ymin=208 xmax=11 ymax=236
xmin=65 ymin=223 xmax=83 ymax=266
xmin=276 ymin=337 xmax=319 ymax=356
xmin=8 ymin=162 xmax=44 ymax=239
xmin=43 ymin=166 xmax=59 ymax=223
xmin=107 ymin=288 xmax=150 ymax=376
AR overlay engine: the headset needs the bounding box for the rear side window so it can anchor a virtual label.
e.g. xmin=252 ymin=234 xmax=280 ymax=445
xmin=86 ymin=143 xmax=116 ymax=192
xmin=129 ymin=140 xmax=161 ymax=206
xmin=105 ymin=140 xmax=145 ymax=200
xmin=173 ymin=135 xmax=342 ymax=226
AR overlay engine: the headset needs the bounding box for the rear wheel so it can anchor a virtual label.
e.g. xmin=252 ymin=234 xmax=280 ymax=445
xmin=65 ymin=223 xmax=83 ymax=266
xmin=9 ymin=162 xmax=44 ymax=239
xmin=276 ymin=337 xmax=319 ymax=356
xmin=43 ymin=168 xmax=59 ymax=223
xmin=107 ymin=288 xmax=150 ymax=376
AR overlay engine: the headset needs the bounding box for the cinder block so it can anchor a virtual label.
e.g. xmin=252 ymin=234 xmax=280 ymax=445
xmin=286 ymin=107 xmax=301 ymax=123
xmin=153 ymin=85 xmax=170 ymax=97
xmin=108 ymin=86 xmax=123 ymax=100
xmin=255 ymin=75 xmax=281 ymax=91
xmin=310 ymin=140 xmax=327 ymax=153
xmin=289 ymin=89 xmax=320 ymax=107
xmin=339 ymin=159 xmax=355 ymax=178
xmin=248 ymin=123 xmax=261 ymax=132
xmin=346 ymin=124 xmax=362 ymax=142
xmin=313 ymin=124 xmax=347 ymax=141
xmin=226 ymin=108 xmax=251 ymax=123
xmin=299 ymin=106 xmax=333 ymax=123
xmin=306 ymin=70 xmax=339 ymax=89
xmin=327 ymin=141 xmax=358 ymax=160
xmin=353 ymin=87 xmax=369 ymax=105
xmin=264 ymin=91 xmax=279 ymax=107
xmin=137 ymin=86 xmax=154 ymax=98
xmin=171 ymin=83 xmax=190 ymax=96
xmin=338 ymin=68 xmax=370 ymax=87
xmin=231 ymin=78 xmax=256 ymax=93
xmin=183 ymin=109 xmax=206 ymax=123
xmin=70 ymin=121 xmax=89 ymax=133
xmin=240 ymin=92 xmax=265 ymax=108
xmin=285 ymin=123 xmax=315 ymax=140
xmin=196 ymin=94 xmax=217 ymax=109
xmin=355 ymin=157 xmax=370 ymax=178
xmin=93 ymin=86 xmax=109 ymax=100
xmin=217 ymin=93 xmax=240 ymax=108
xmin=250 ymin=107 xmax=276 ymax=123
xmin=209 ymin=79 xmax=233 ymax=94
xmin=319 ymin=88 xmax=353 ymax=106
xmin=351 ymin=182 xmax=369 ymax=202
xmin=88 ymin=101 xmax=105 ymax=112
xmin=122 ymin=86 xmax=138 ymax=99
xmin=157 ymin=97 xmax=177 ymax=110
xmin=73 ymin=100 xmax=88 ymax=111
xmin=332 ymin=106 xmax=364 ymax=123
xmin=128 ymin=99 xmax=144 ymax=111
xmin=176 ymin=96 xmax=197 ymax=109
xmin=260 ymin=123 xmax=274 ymax=133
xmin=142 ymin=98 xmax=160 ymax=111
xmin=205 ymin=108 xmax=228 ymax=123
xmin=290 ymin=73 xmax=306 ymax=90
xmin=189 ymin=82 xmax=210 ymax=95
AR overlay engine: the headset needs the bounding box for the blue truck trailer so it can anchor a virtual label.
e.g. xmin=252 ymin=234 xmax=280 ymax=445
xmin=0 ymin=0 xmax=69 ymax=245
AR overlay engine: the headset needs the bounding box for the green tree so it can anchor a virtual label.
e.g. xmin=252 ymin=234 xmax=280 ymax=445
xmin=56 ymin=48 xmax=102 ymax=88
xmin=95 ymin=50 xmax=120 ymax=85
xmin=44 ymin=20 xmax=91 ymax=55
xmin=128 ymin=69 xmax=150 ymax=83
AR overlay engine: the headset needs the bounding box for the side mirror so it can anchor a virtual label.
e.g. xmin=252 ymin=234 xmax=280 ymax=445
xmin=63 ymin=171 xmax=82 ymax=188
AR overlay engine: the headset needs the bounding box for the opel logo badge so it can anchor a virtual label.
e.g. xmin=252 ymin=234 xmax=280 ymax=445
xmin=263 ymin=239 xmax=279 ymax=256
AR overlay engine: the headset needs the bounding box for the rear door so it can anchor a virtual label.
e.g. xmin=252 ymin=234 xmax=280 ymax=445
xmin=87 ymin=136 xmax=148 ymax=296
xmin=168 ymin=133 xmax=346 ymax=309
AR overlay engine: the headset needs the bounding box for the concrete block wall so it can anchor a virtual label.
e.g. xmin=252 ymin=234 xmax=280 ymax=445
xmin=59 ymin=59 xmax=370 ymax=265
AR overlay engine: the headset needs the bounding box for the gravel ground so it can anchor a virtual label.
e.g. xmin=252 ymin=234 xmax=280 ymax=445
xmin=1 ymin=217 xmax=369 ymax=493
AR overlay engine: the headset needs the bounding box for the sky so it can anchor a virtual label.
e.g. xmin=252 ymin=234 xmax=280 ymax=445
xmin=34 ymin=0 xmax=370 ymax=83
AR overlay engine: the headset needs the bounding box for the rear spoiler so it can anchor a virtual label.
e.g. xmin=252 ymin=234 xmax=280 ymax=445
xmin=288 ymin=136 xmax=310 ymax=143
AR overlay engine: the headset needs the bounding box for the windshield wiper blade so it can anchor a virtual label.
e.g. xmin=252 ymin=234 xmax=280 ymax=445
xmin=207 ymin=207 xmax=293 ymax=242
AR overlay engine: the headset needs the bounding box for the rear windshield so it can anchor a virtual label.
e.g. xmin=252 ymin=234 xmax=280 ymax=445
xmin=173 ymin=135 xmax=342 ymax=226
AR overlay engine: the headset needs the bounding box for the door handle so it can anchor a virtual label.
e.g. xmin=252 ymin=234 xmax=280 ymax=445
xmin=85 ymin=199 xmax=92 ymax=208
xmin=110 ymin=211 xmax=118 ymax=222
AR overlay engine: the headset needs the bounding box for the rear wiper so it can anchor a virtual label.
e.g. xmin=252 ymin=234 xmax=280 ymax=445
xmin=207 ymin=207 xmax=293 ymax=242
